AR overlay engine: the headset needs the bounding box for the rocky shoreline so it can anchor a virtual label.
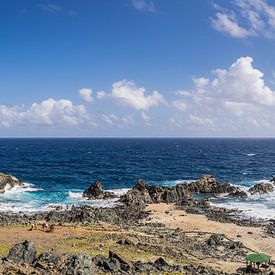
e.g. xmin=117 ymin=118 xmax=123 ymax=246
xmin=0 ymin=174 xmax=274 ymax=228
xmin=0 ymin=173 xmax=275 ymax=274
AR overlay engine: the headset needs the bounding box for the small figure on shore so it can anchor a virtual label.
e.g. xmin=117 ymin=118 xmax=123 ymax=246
xmin=42 ymin=223 xmax=49 ymax=231
xmin=48 ymin=224 xmax=55 ymax=233
xmin=28 ymin=221 xmax=38 ymax=231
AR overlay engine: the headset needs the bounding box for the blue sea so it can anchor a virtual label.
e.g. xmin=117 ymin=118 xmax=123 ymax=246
xmin=0 ymin=138 xmax=274 ymax=219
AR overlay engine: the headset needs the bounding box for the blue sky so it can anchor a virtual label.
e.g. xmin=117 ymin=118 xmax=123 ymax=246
xmin=1 ymin=0 xmax=275 ymax=137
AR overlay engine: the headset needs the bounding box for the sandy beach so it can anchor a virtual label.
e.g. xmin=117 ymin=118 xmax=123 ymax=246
xmin=146 ymin=203 xmax=275 ymax=273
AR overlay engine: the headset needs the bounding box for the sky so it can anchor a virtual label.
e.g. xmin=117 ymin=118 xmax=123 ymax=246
xmin=1 ymin=0 xmax=275 ymax=137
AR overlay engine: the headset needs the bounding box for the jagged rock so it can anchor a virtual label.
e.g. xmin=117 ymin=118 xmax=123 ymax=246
xmin=121 ymin=176 xmax=240 ymax=208
xmin=62 ymin=253 xmax=95 ymax=275
xmin=83 ymin=180 xmax=117 ymax=200
xmin=0 ymin=173 xmax=23 ymax=194
xmin=33 ymin=252 xmax=66 ymax=271
xmin=108 ymin=251 xmax=132 ymax=272
xmin=6 ymin=240 xmax=36 ymax=264
xmin=265 ymin=222 xmax=275 ymax=236
xmin=248 ymin=182 xmax=274 ymax=195
xmin=120 ymin=180 xmax=153 ymax=207
xmin=154 ymin=257 xmax=170 ymax=271
xmin=207 ymin=234 xmax=224 ymax=246
xmin=227 ymin=189 xmax=248 ymax=198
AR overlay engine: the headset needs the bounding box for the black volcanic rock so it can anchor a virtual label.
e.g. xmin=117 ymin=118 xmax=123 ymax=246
xmin=6 ymin=240 xmax=36 ymax=264
xmin=248 ymin=182 xmax=274 ymax=195
xmin=120 ymin=175 xmax=241 ymax=208
xmin=83 ymin=180 xmax=117 ymax=200
xmin=227 ymin=189 xmax=248 ymax=198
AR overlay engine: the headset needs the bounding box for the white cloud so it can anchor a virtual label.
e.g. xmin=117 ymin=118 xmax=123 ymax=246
xmin=101 ymin=114 xmax=134 ymax=127
xmin=141 ymin=111 xmax=151 ymax=126
xmin=110 ymin=80 xmax=165 ymax=110
xmin=173 ymin=56 xmax=275 ymax=134
xmin=188 ymin=115 xmax=215 ymax=128
xmin=0 ymin=98 xmax=92 ymax=128
xmin=132 ymin=0 xmax=155 ymax=13
xmin=211 ymin=0 xmax=275 ymax=38
xmin=172 ymin=99 xmax=187 ymax=112
xmin=211 ymin=12 xmax=254 ymax=38
xmin=97 ymin=91 xmax=107 ymax=99
xmin=79 ymin=88 xmax=93 ymax=103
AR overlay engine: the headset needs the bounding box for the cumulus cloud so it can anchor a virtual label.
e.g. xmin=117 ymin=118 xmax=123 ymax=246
xmin=211 ymin=0 xmax=275 ymax=38
xmin=132 ymin=0 xmax=156 ymax=13
xmin=0 ymin=98 xmax=91 ymax=128
xmin=79 ymin=88 xmax=93 ymax=103
xmin=172 ymin=56 xmax=275 ymax=134
xmin=107 ymin=80 xmax=165 ymax=110
xmin=205 ymin=56 xmax=275 ymax=106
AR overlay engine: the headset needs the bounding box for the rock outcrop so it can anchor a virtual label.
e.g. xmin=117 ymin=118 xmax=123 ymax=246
xmin=227 ymin=189 xmax=248 ymax=198
xmin=1 ymin=241 xmax=225 ymax=274
xmin=248 ymin=182 xmax=274 ymax=195
xmin=83 ymin=180 xmax=117 ymax=200
xmin=120 ymin=176 xmax=242 ymax=208
xmin=0 ymin=173 xmax=23 ymax=194
xmin=6 ymin=240 xmax=36 ymax=264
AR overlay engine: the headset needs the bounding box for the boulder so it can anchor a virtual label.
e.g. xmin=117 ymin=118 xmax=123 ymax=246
xmin=227 ymin=189 xmax=248 ymax=198
xmin=63 ymin=253 xmax=95 ymax=275
xmin=0 ymin=173 xmax=23 ymax=194
xmin=120 ymin=180 xmax=153 ymax=207
xmin=83 ymin=180 xmax=117 ymax=200
xmin=33 ymin=252 xmax=66 ymax=270
xmin=207 ymin=234 xmax=224 ymax=247
xmin=108 ymin=251 xmax=132 ymax=272
xmin=248 ymin=182 xmax=274 ymax=195
xmin=154 ymin=257 xmax=170 ymax=271
xmin=6 ymin=240 xmax=36 ymax=264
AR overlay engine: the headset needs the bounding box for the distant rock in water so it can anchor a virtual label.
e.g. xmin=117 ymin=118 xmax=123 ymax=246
xmin=0 ymin=173 xmax=23 ymax=194
xmin=120 ymin=175 xmax=243 ymax=207
xmin=248 ymin=182 xmax=274 ymax=195
xmin=227 ymin=189 xmax=248 ymax=199
xmin=83 ymin=180 xmax=117 ymax=200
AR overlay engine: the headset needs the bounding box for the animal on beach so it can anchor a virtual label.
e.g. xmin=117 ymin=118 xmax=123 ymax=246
xmin=28 ymin=221 xmax=55 ymax=232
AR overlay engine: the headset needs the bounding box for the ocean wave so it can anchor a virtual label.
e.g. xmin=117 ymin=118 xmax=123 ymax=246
xmin=211 ymin=199 xmax=275 ymax=220
xmin=68 ymin=191 xmax=86 ymax=200
xmin=106 ymin=188 xmax=129 ymax=195
xmin=3 ymin=182 xmax=42 ymax=195
xmin=151 ymin=179 xmax=195 ymax=187
xmin=246 ymin=153 xmax=256 ymax=156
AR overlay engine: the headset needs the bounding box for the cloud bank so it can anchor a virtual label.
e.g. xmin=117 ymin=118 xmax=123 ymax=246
xmin=2 ymin=57 xmax=275 ymax=136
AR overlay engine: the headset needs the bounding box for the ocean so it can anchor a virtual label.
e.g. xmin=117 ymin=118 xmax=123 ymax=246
xmin=0 ymin=138 xmax=274 ymax=219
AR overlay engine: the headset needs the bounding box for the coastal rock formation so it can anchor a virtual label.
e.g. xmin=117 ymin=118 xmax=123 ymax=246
xmin=227 ymin=189 xmax=248 ymax=198
xmin=248 ymin=182 xmax=274 ymax=195
xmin=83 ymin=180 xmax=117 ymax=200
xmin=6 ymin=240 xmax=36 ymax=264
xmin=120 ymin=175 xmax=241 ymax=208
xmin=0 ymin=173 xmax=23 ymax=194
